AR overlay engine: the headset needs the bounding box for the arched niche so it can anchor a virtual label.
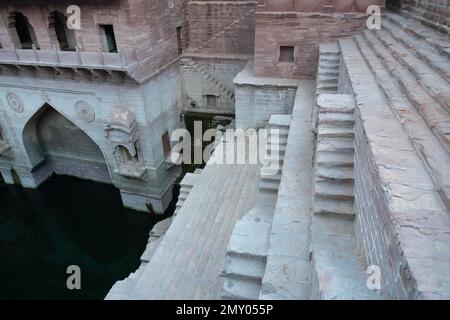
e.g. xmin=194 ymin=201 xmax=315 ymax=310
xmin=7 ymin=12 xmax=40 ymax=49
xmin=22 ymin=103 xmax=111 ymax=184
xmin=48 ymin=11 xmax=77 ymax=51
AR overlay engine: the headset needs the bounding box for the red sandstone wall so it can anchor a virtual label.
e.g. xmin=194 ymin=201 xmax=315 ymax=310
xmin=185 ymin=0 xmax=256 ymax=55
xmin=404 ymin=0 xmax=449 ymax=34
xmin=254 ymin=1 xmax=386 ymax=78
xmin=0 ymin=0 xmax=184 ymax=77
xmin=259 ymin=0 xmax=385 ymax=12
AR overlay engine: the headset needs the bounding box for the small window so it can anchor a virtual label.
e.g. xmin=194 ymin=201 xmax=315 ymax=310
xmin=162 ymin=131 xmax=171 ymax=158
xmin=279 ymin=46 xmax=295 ymax=63
xmin=206 ymin=95 xmax=217 ymax=109
xmin=99 ymin=24 xmax=118 ymax=53
xmin=176 ymin=26 xmax=183 ymax=54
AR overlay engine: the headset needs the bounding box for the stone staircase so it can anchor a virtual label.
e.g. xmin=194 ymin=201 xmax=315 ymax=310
xmin=337 ymin=12 xmax=450 ymax=298
xmin=106 ymin=136 xmax=260 ymax=300
xmin=354 ymin=19 xmax=450 ymax=210
xmin=184 ymin=58 xmax=235 ymax=102
xmin=316 ymin=42 xmax=340 ymax=96
xmin=310 ymin=93 xmax=379 ymax=300
xmin=174 ymin=169 xmax=202 ymax=215
xmin=222 ymin=115 xmax=291 ymax=300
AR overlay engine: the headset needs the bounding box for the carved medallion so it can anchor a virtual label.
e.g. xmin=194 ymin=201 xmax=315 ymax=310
xmin=74 ymin=100 xmax=95 ymax=123
xmin=6 ymin=92 xmax=24 ymax=113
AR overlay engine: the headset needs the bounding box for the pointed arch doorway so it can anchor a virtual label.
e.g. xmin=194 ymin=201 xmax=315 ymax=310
xmin=22 ymin=103 xmax=112 ymax=185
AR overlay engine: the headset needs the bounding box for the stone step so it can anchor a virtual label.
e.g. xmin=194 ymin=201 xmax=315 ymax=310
xmin=381 ymin=20 xmax=450 ymax=83
xmin=318 ymin=125 xmax=354 ymax=139
xmin=372 ymin=29 xmax=450 ymax=112
xmin=311 ymin=215 xmax=378 ymax=300
xmin=354 ymin=33 xmax=450 ymax=209
xmin=183 ymin=167 xmax=259 ymax=299
xmin=267 ymin=144 xmax=287 ymax=156
xmin=315 ymin=180 xmax=354 ymax=200
xmin=318 ymin=113 xmax=354 ymax=127
xmin=316 ymin=151 xmax=354 ymax=168
xmin=317 ymin=84 xmax=338 ymax=91
xmin=317 ymin=94 xmax=355 ymax=114
xmin=318 ymin=68 xmax=339 ymax=77
xmin=317 ymin=75 xmax=339 ymax=84
xmin=222 ymin=255 xmax=266 ymax=281
xmin=386 ymin=13 xmax=450 ymax=59
xmin=316 ymin=165 xmax=354 ymax=181
xmin=222 ymin=276 xmax=261 ymax=300
xmin=339 ymin=36 xmax=450 ymax=300
xmin=259 ymin=180 xmax=280 ymax=193
xmin=313 ymin=198 xmax=354 ymax=216
xmin=260 ymin=166 xmax=282 ymax=177
xmin=269 ymin=128 xmax=290 ymax=138
xmin=317 ymin=89 xmax=338 ymax=95
xmin=260 ymin=173 xmax=282 ymax=183
xmin=227 ymin=207 xmax=272 ymax=261
xmin=317 ymin=137 xmax=354 ymax=153
xmin=269 ymin=114 xmax=292 ymax=128
xmin=361 ymin=31 xmax=450 ymax=152
xmin=320 ymin=57 xmax=340 ymax=63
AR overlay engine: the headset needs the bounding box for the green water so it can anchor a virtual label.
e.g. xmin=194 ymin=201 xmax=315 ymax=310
xmin=0 ymin=175 xmax=174 ymax=300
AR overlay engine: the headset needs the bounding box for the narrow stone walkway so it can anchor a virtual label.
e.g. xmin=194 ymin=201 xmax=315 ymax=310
xmin=260 ymin=80 xmax=315 ymax=299
xmin=121 ymin=159 xmax=260 ymax=300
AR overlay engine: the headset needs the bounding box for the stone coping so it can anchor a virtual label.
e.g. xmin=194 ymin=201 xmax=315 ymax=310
xmin=234 ymin=60 xmax=300 ymax=88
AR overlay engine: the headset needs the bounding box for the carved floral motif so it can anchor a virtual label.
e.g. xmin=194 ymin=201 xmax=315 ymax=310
xmin=74 ymin=100 xmax=96 ymax=123
xmin=6 ymin=92 xmax=24 ymax=113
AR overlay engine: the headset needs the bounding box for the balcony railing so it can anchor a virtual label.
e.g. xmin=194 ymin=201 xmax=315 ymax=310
xmin=0 ymin=47 xmax=140 ymax=75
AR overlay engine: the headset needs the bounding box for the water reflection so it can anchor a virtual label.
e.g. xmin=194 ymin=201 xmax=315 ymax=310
xmin=0 ymin=175 xmax=169 ymax=299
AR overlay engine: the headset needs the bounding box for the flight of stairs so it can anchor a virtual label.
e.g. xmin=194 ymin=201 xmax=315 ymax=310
xmin=184 ymin=58 xmax=235 ymax=102
xmin=174 ymin=169 xmax=202 ymax=215
xmin=222 ymin=115 xmax=291 ymax=300
xmin=316 ymin=42 xmax=340 ymax=96
xmin=333 ymin=11 xmax=450 ymax=299
xmin=310 ymin=93 xmax=379 ymax=300
xmin=353 ymin=15 xmax=450 ymax=210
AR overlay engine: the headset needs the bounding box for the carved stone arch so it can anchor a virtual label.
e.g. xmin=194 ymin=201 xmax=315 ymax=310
xmin=21 ymin=103 xmax=112 ymax=183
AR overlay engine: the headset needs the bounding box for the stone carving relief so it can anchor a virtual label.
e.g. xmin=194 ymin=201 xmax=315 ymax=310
xmin=105 ymin=108 xmax=146 ymax=179
xmin=6 ymin=92 xmax=24 ymax=113
xmin=75 ymin=100 xmax=96 ymax=123
xmin=40 ymin=90 xmax=51 ymax=103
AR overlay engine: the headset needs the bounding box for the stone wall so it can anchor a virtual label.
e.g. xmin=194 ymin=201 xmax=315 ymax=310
xmin=403 ymin=0 xmax=449 ymax=34
xmin=0 ymin=0 xmax=184 ymax=77
xmin=353 ymin=109 xmax=411 ymax=299
xmin=0 ymin=63 xmax=182 ymax=213
xmin=234 ymin=62 xmax=298 ymax=129
xmin=180 ymin=56 xmax=248 ymax=114
xmin=185 ymin=0 xmax=256 ymax=55
xmin=254 ymin=13 xmax=369 ymax=79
